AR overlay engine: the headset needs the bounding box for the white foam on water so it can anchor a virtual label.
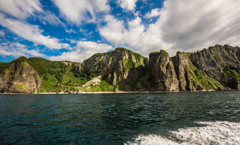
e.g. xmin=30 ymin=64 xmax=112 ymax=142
xmin=125 ymin=121 xmax=240 ymax=145
xmin=125 ymin=135 xmax=179 ymax=145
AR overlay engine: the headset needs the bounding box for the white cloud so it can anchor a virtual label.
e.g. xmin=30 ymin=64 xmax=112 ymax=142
xmin=42 ymin=21 xmax=47 ymax=25
xmin=99 ymin=15 xmax=164 ymax=55
xmin=0 ymin=1 xmax=64 ymax=26
xmin=99 ymin=15 xmax=125 ymax=46
xmin=0 ymin=13 xmax=69 ymax=49
xmin=158 ymin=0 xmax=240 ymax=54
xmin=0 ymin=30 xmax=4 ymax=37
xmin=66 ymin=38 xmax=78 ymax=44
xmin=0 ymin=0 xmax=42 ymax=19
xmin=49 ymin=50 xmax=81 ymax=62
xmin=94 ymin=0 xmax=110 ymax=12
xmin=52 ymin=0 xmax=110 ymax=25
xmin=99 ymin=0 xmax=240 ymax=56
xmin=65 ymin=29 xmax=77 ymax=33
xmin=39 ymin=11 xmax=65 ymax=26
xmin=117 ymin=0 xmax=138 ymax=11
xmin=145 ymin=8 xmax=161 ymax=18
xmin=0 ymin=42 xmax=45 ymax=57
xmin=49 ymin=41 xmax=113 ymax=62
xmin=81 ymin=38 xmax=87 ymax=41
xmin=79 ymin=28 xmax=93 ymax=38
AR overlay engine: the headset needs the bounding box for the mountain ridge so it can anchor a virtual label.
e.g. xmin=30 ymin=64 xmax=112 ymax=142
xmin=1 ymin=44 xmax=240 ymax=93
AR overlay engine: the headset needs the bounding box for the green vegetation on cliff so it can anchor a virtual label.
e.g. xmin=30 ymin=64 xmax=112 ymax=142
xmin=0 ymin=62 xmax=10 ymax=74
xmin=24 ymin=57 xmax=97 ymax=92
xmin=185 ymin=63 xmax=225 ymax=90
xmin=115 ymin=47 xmax=144 ymax=61
xmin=125 ymin=59 xmax=137 ymax=71
xmin=223 ymin=66 xmax=240 ymax=81
xmin=28 ymin=57 xmax=67 ymax=77
xmin=149 ymin=50 xmax=168 ymax=57
xmin=0 ymin=56 xmax=30 ymax=74
xmin=39 ymin=66 xmax=97 ymax=92
xmin=16 ymin=83 xmax=27 ymax=91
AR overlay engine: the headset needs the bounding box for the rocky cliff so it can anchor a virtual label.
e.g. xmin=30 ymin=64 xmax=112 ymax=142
xmin=76 ymin=48 xmax=148 ymax=91
xmin=0 ymin=57 xmax=41 ymax=93
xmin=172 ymin=51 xmax=225 ymax=91
xmin=1 ymin=44 xmax=240 ymax=93
xmin=188 ymin=44 xmax=240 ymax=90
xmin=75 ymin=45 xmax=240 ymax=92
xmin=147 ymin=50 xmax=179 ymax=92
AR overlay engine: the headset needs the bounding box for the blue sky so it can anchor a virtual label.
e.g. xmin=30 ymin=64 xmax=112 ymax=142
xmin=0 ymin=0 xmax=240 ymax=62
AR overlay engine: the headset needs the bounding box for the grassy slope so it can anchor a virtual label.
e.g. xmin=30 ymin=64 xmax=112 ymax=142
xmin=77 ymin=80 xmax=114 ymax=92
xmin=39 ymin=65 xmax=89 ymax=92
xmin=21 ymin=56 xmax=114 ymax=92
xmin=186 ymin=63 xmax=225 ymax=90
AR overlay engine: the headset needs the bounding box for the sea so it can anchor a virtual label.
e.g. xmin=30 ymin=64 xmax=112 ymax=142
xmin=0 ymin=91 xmax=240 ymax=145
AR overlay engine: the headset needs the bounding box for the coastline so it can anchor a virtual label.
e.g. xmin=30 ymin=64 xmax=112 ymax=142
xmin=0 ymin=89 xmax=238 ymax=95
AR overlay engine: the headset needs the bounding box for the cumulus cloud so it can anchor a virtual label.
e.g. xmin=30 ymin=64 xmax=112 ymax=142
xmin=159 ymin=0 xmax=240 ymax=54
xmin=0 ymin=42 xmax=45 ymax=57
xmin=99 ymin=0 xmax=240 ymax=56
xmin=49 ymin=41 xmax=113 ymax=62
xmin=117 ymin=0 xmax=138 ymax=11
xmin=99 ymin=15 xmax=125 ymax=46
xmin=144 ymin=8 xmax=161 ymax=18
xmin=0 ymin=13 xmax=69 ymax=49
xmin=0 ymin=0 xmax=42 ymax=19
xmin=99 ymin=15 xmax=166 ymax=55
xmin=52 ymin=0 xmax=110 ymax=25
xmin=94 ymin=0 xmax=111 ymax=12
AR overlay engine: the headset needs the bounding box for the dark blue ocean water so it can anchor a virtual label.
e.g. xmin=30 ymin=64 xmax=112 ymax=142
xmin=0 ymin=91 xmax=240 ymax=145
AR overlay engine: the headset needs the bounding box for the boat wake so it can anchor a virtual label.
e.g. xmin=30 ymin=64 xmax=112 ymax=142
xmin=125 ymin=121 xmax=240 ymax=145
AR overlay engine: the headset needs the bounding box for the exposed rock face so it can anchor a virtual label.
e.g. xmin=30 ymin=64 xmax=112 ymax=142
xmin=74 ymin=45 xmax=240 ymax=91
xmin=76 ymin=48 xmax=148 ymax=90
xmin=61 ymin=61 xmax=81 ymax=67
xmin=0 ymin=61 xmax=41 ymax=93
xmin=148 ymin=51 xmax=179 ymax=92
xmin=172 ymin=53 xmax=192 ymax=91
xmin=188 ymin=44 xmax=240 ymax=90
xmin=172 ymin=52 xmax=225 ymax=91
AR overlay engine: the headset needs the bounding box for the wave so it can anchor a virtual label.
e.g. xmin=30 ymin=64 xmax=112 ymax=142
xmin=125 ymin=121 xmax=240 ymax=145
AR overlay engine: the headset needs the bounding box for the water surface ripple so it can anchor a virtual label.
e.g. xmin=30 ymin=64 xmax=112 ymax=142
xmin=0 ymin=91 xmax=240 ymax=144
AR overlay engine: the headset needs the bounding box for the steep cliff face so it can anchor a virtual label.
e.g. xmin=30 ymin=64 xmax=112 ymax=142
xmin=172 ymin=52 xmax=225 ymax=91
xmin=0 ymin=57 xmax=41 ymax=93
xmin=74 ymin=45 xmax=240 ymax=92
xmin=147 ymin=50 xmax=179 ymax=92
xmin=172 ymin=53 xmax=191 ymax=91
xmin=188 ymin=44 xmax=240 ymax=90
xmin=76 ymin=48 xmax=148 ymax=90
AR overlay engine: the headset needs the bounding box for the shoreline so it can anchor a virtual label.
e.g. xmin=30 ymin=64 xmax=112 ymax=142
xmin=0 ymin=89 xmax=239 ymax=95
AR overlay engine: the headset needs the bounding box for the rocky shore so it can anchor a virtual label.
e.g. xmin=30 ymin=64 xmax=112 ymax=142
xmin=1 ymin=88 xmax=239 ymax=95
